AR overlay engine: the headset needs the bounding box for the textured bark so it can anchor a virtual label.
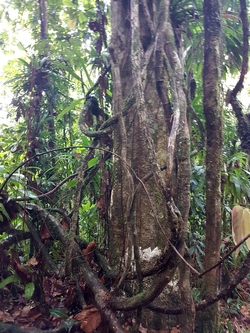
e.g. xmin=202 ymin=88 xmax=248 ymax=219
xmin=196 ymin=0 xmax=222 ymax=332
xmin=228 ymin=0 xmax=249 ymax=153
xmin=108 ymin=0 xmax=192 ymax=331
xmin=109 ymin=0 xmax=170 ymax=266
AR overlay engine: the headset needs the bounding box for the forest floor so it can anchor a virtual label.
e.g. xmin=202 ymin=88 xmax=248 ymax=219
xmin=0 ymin=275 xmax=250 ymax=333
xmin=219 ymin=277 xmax=250 ymax=333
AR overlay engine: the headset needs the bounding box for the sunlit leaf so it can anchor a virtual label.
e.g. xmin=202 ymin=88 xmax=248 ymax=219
xmin=81 ymin=136 xmax=90 ymax=146
xmin=242 ymin=208 xmax=250 ymax=251
xmin=67 ymin=18 xmax=77 ymax=30
xmin=231 ymin=205 xmax=243 ymax=257
xmin=78 ymin=12 xmax=87 ymax=24
xmin=88 ymin=157 xmax=98 ymax=168
xmin=57 ymin=99 xmax=84 ymax=120
xmin=17 ymin=189 xmax=37 ymax=199
xmin=62 ymin=0 xmax=77 ymax=8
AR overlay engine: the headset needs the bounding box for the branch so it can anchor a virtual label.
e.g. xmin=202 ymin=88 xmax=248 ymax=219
xmin=196 ymin=248 xmax=250 ymax=311
xmin=0 ymin=320 xmax=81 ymax=333
xmin=69 ymin=241 xmax=125 ymax=333
xmin=12 ymin=203 xmax=123 ymax=332
xmin=0 ymin=231 xmax=31 ymax=249
xmin=70 ymin=139 xmax=99 ymax=234
xmin=0 ymin=146 xmax=86 ymax=192
xmin=199 ymin=233 xmax=250 ymax=278
xmin=111 ymin=248 xmax=179 ymax=311
xmin=25 ymin=203 xmax=67 ymax=245
xmin=20 ymin=207 xmax=58 ymax=272
xmin=78 ymin=93 xmax=135 ymax=137
xmin=85 ymin=65 xmax=111 ymax=99
xmin=231 ymin=0 xmax=248 ymax=96
xmin=148 ymin=244 xmax=250 ymax=315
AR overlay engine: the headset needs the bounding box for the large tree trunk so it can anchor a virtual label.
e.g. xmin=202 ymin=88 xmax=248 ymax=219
xmin=108 ymin=0 xmax=193 ymax=331
xmin=196 ymin=0 xmax=222 ymax=331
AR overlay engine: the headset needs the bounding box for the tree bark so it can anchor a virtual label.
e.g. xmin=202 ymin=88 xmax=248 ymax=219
xmin=196 ymin=0 xmax=222 ymax=331
xmin=109 ymin=0 xmax=193 ymax=330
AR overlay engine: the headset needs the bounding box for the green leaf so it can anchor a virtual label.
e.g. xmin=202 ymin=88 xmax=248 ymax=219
xmin=49 ymin=308 xmax=68 ymax=318
xmin=17 ymin=57 xmax=30 ymax=67
xmin=57 ymin=99 xmax=84 ymax=120
xmin=0 ymin=275 xmax=20 ymax=289
xmin=78 ymin=12 xmax=87 ymax=24
xmin=17 ymin=189 xmax=37 ymax=199
xmin=81 ymin=136 xmax=90 ymax=146
xmin=232 ymin=175 xmax=241 ymax=197
xmin=0 ymin=203 xmax=10 ymax=221
xmin=24 ymin=282 xmax=35 ymax=299
xmin=88 ymin=157 xmax=98 ymax=168
xmin=66 ymin=179 xmax=77 ymax=188
xmin=54 ymin=61 xmax=82 ymax=82
xmin=79 ymin=60 xmax=93 ymax=86
xmin=62 ymin=0 xmax=77 ymax=8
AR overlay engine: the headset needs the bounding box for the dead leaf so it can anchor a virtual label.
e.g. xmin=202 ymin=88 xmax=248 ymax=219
xmin=232 ymin=205 xmax=244 ymax=256
xmin=242 ymin=208 xmax=250 ymax=250
xmin=82 ymin=242 xmax=96 ymax=263
xmin=74 ymin=306 xmax=101 ymax=333
xmin=96 ymin=196 xmax=104 ymax=210
xmin=26 ymin=257 xmax=38 ymax=267
xmin=170 ymin=325 xmax=181 ymax=333
xmin=11 ymin=249 xmax=31 ymax=284
xmin=0 ymin=311 xmax=14 ymax=323
xmin=40 ymin=222 xmax=51 ymax=240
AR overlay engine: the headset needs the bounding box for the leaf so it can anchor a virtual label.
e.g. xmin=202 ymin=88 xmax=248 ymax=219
xmin=57 ymin=99 xmax=84 ymax=120
xmin=66 ymin=179 xmax=77 ymax=188
xmin=0 ymin=274 xmax=20 ymax=289
xmin=232 ymin=175 xmax=241 ymax=197
xmin=82 ymin=242 xmax=96 ymax=263
xmin=49 ymin=308 xmax=69 ymax=319
xmin=88 ymin=157 xmax=98 ymax=168
xmin=78 ymin=12 xmax=87 ymax=24
xmin=0 ymin=203 xmax=10 ymax=221
xmin=62 ymin=0 xmax=77 ymax=8
xmin=24 ymin=282 xmax=35 ymax=299
xmin=17 ymin=57 xmax=30 ymax=67
xmin=231 ymin=205 xmax=243 ymax=257
xmin=54 ymin=62 xmax=82 ymax=81
xmin=40 ymin=222 xmax=51 ymax=240
xmin=81 ymin=136 xmax=90 ymax=146
xmin=17 ymin=189 xmax=37 ymax=199
xmin=242 ymin=208 xmax=250 ymax=250
xmin=74 ymin=306 xmax=101 ymax=333
xmin=67 ymin=18 xmax=77 ymax=30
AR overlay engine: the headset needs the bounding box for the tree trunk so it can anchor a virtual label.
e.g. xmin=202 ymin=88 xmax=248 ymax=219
xmin=196 ymin=0 xmax=222 ymax=331
xmin=109 ymin=0 xmax=193 ymax=331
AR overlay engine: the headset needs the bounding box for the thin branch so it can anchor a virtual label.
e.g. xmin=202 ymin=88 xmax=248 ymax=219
xmin=85 ymin=65 xmax=111 ymax=99
xmin=231 ymin=0 xmax=248 ymax=96
xmin=199 ymin=234 xmax=250 ymax=278
xmin=0 ymin=146 xmax=86 ymax=192
xmin=20 ymin=207 xmax=59 ymax=272
xmin=14 ymin=173 xmax=78 ymax=201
